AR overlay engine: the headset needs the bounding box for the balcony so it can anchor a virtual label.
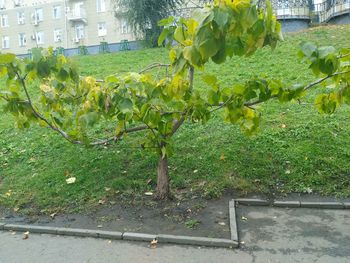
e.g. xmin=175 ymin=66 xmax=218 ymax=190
xmin=314 ymin=0 xmax=350 ymax=23
xmin=67 ymin=9 xmax=87 ymax=23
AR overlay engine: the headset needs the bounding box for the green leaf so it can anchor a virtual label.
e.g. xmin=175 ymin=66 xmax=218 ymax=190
xmin=183 ymin=46 xmax=203 ymax=67
xmin=299 ymin=42 xmax=317 ymax=58
xmin=195 ymin=26 xmax=220 ymax=59
xmin=158 ymin=28 xmax=170 ymax=46
xmin=118 ymin=98 xmax=133 ymax=114
xmin=0 ymin=53 xmax=16 ymax=64
xmin=79 ymin=112 xmax=99 ymax=126
xmin=203 ymin=75 xmax=218 ymax=88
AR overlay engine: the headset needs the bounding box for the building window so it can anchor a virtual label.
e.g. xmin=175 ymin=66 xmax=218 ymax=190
xmin=73 ymin=2 xmax=84 ymax=17
xmin=75 ymin=24 xmax=85 ymax=41
xmin=97 ymin=22 xmax=107 ymax=37
xmin=36 ymin=31 xmax=44 ymax=44
xmin=13 ymin=0 xmax=23 ymax=7
xmin=34 ymin=8 xmax=43 ymax=22
xmin=17 ymin=11 xmax=25 ymax=25
xmin=18 ymin=33 xmax=26 ymax=47
xmin=120 ymin=19 xmax=130 ymax=34
xmin=54 ymin=29 xmax=62 ymax=42
xmin=53 ymin=5 xmax=61 ymax=19
xmin=2 ymin=36 xmax=9 ymax=49
xmin=96 ymin=0 xmax=106 ymax=12
xmin=0 ymin=0 xmax=5 ymax=9
xmin=1 ymin=14 xmax=9 ymax=27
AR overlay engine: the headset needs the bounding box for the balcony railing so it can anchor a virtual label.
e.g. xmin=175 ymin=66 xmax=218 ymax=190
xmin=67 ymin=9 xmax=87 ymax=23
xmin=314 ymin=0 xmax=350 ymax=23
xmin=178 ymin=0 xmax=350 ymax=23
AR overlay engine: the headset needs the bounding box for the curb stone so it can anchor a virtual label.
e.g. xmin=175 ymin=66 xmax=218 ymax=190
xmin=273 ymin=201 xmax=301 ymax=208
xmin=300 ymin=202 xmax=344 ymax=209
xmin=96 ymin=230 xmax=123 ymax=240
xmin=237 ymin=199 xmax=349 ymax=209
xmin=0 ymin=223 xmax=236 ymax=248
xmin=4 ymin=224 xmax=58 ymax=234
xmin=229 ymin=200 xmax=239 ymax=242
xmin=157 ymin=234 xmax=238 ymax=248
xmin=123 ymin=232 xmax=156 ymax=242
xmin=56 ymin=227 xmax=99 ymax=237
xmin=236 ymin=198 xmax=269 ymax=206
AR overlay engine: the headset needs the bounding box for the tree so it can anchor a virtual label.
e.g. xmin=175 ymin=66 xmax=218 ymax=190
xmin=1 ymin=0 xmax=349 ymax=199
xmin=115 ymin=0 xmax=183 ymax=47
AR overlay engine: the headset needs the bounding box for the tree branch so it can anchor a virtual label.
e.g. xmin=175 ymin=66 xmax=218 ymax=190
xmin=169 ymin=66 xmax=194 ymax=136
xmin=338 ymin=53 xmax=350 ymax=59
xmin=303 ymin=70 xmax=350 ymax=91
xmin=139 ymin=62 xmax=170 ymax=74
xmin=17 ymin=73 xmax=148 ymax=146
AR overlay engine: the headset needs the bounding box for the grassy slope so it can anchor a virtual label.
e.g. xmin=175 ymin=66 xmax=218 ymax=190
xmin=1 ymin=25 xmax=350 ymax=213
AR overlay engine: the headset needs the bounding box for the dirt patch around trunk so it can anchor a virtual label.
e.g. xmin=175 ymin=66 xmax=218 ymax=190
xmin=0 ymin=193 xmax=235 ymax=239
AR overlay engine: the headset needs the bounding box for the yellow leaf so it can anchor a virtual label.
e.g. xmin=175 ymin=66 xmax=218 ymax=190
xmin=150 ymin=239 xmax=158 ymax=249
xmin=23 ymin=231 xmax=29 ymax=240
xmin=220 ymin=154 xmax=226 ymax=161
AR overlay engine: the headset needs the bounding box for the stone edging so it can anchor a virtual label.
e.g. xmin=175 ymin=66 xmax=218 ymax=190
xmin=235 ymin=198 xmax=350 ymax=209
xmin=0 ymin=222 xmax=238 ymax=248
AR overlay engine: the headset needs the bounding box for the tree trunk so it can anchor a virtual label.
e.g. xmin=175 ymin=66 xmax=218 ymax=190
xmin=155 ymin=155 xmax=170 ymax=199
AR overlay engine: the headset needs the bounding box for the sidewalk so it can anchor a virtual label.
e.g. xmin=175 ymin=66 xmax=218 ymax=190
xmin=0 ymin=206 xmax=349 ymax=263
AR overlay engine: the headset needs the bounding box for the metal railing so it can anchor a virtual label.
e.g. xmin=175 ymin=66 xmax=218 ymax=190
xmin=313 ymin=0 xmax=350 ymax=23
xmin=67 ymin=9 xmax=87 ymax=22
xmin=179 ymin=0 xmax=350 ymax=23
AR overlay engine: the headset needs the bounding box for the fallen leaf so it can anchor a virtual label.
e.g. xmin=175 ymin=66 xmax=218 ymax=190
xmin=144 ymin=192 xmax=153 ymax=196
xmin=66 ymin=177 xmax=76 ymax=184
xmin=98 ymin=199 xmax=106 ymax=205
xmin=220 ymin=154 xmax=226 ymax=161
xmin=150 ymin=239 xmax=158 ymax=249
xmin=50 ymin=213 xmax=57 ymax=219
xmin=23 ymin=231 xmax=29 ymax=240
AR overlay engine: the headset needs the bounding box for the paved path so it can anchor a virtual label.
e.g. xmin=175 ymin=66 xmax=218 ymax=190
xmin=0 ymin=207 xmax=349 ymax=263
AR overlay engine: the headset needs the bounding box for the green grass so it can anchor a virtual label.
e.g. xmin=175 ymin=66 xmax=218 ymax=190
xmin=1 ymin=25 xmax=350 ymax=214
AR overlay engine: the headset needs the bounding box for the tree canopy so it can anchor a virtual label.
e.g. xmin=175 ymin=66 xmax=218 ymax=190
xmin=115 ymin=0 xmax=184 ymax=46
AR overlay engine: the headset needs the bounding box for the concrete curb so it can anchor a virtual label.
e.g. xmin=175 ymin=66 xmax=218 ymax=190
xmin=235 ymin=198 xmax=270 ymax=206
xmin=0 ymin=223 xmax=237 ymax=248
xmin=235 ymin=199 xmax=350 ymax=209
xmin=229 ymin=200 xmax=239 ymax=243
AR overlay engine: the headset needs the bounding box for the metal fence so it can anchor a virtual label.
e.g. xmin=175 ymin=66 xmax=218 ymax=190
xmin=313 ymin=0 xmax=350 ymax=23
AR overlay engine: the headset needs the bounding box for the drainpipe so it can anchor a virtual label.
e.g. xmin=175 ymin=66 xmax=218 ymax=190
xmin=64 ymin=0 xmax=68 ymax=49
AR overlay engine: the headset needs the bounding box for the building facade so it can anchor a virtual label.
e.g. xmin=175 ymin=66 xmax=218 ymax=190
xmin=0 ymin=0 xmax=134 ymax=54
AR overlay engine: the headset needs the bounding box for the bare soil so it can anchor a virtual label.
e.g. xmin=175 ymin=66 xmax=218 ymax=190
xmin=0 ymin=193 xmax=235 ymax=239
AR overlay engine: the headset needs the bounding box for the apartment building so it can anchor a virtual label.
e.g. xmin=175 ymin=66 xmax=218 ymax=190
xmin=0 ymin=0 xmax=134 ymax=54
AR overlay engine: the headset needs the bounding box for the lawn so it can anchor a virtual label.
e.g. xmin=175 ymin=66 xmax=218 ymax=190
xmin=1 ymin=25 xmax=350 ymax=214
